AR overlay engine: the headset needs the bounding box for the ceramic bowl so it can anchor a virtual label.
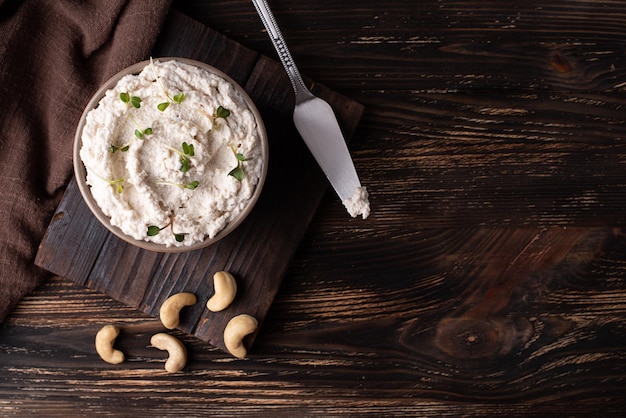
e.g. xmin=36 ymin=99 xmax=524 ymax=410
xmin=73 ymin=57 xmax=268 ymax=253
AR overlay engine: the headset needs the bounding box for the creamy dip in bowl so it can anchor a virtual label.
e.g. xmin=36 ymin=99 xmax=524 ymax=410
xmin=74 ymin=58 xmax=268 ymax=252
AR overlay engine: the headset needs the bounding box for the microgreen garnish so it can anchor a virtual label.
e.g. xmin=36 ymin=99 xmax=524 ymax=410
xmin=98 ymin=175 xmax=124 ymax=192
xmin=109 ymin=144 xmax=130 ymax=153
xmin=196 ymin=104 xmax=231 ymax=127
xmin=157 ymin=91 xmax=185 ymax=111
xmin=155 ymin=180 xmax=200 ymax=190
xmin=85 ymin=165 xmax=125 ymax=193
xmin=119 ymin=91 xmax=152 ymax=143
xmin=228 ymin=162 xmax=244 ymax=181
xmin=108 ymin=178 xmax=125 ymax=193
xmin=185 ymin=180 xmax=200 ymax=190
xmin=228 ymin=145 xmax=250 ymax=181
xmin=134 ymin=126 xmax=153 ymax=139
xmin=173 ymin=92 xmax=185 ymax=104
xmin=182 ymin=141 xmax=194 ymax=156
xmin=147 ymin=216 xmax=187 ymax=242
xmin=120 ymin=92 xmax=142 ymax=109
xmin=146 ymin=225 xmax=161 ymax=236
xmin=150 ymin=57 xmax=185 ymax=112
xmin=215 ymin=106 xmax=230 ymax=119
xmin=166 ymin=142 xmax=195 ymax=172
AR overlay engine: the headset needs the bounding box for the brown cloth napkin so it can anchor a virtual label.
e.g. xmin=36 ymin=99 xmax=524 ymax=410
xmin=0 ymin=0 xmax=173 ymax=322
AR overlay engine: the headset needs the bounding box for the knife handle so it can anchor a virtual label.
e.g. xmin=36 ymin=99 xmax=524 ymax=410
xmin=251 ymin=0 xmax=314 ymax=104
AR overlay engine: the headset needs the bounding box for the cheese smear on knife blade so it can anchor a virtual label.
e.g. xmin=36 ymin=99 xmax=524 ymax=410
xmin=342 ymin=186 xmax=370 ymax=219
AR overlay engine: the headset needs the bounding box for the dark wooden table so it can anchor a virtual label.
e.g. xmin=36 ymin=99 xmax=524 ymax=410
xmin=2 ymin=1 xmax=626 ymax=415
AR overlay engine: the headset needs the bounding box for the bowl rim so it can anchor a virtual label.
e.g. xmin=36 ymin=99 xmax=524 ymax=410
xmin=73 ymin=57 xmax=269 ymax=253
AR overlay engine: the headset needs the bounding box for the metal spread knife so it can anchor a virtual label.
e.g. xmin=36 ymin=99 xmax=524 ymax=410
xmin=251 ymin=0 xmax=370 ymax=219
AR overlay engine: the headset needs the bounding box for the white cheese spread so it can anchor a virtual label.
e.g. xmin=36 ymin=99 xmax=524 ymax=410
xmin=342 ymin=186 xmax=370 ymax=219
xmin=80 ymin=59 xmax=264 ymax=247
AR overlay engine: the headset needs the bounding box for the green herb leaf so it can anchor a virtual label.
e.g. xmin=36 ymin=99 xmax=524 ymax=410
xmin=147 ymin=225 xmax=161 ymax=236
xmin=135 ymin=127 xmax=152 ymax=139
xmin=173 ymin=92 xmax=185 ymax=104
xmin=184 ymin=181 xmax=199 ymax=190
xmin=227 ymin=145 xmax=248 ymax=181
xmin=180 ymin=157 xmax=190 ymax=172
xmin=107 ymin=178 xmax=124 ymax=193
xmin=120 ymin=145 xmax=130 ymax=152
xmin=131 ymin=96 xmax=141 ymax=109
xmin=158 ymin=102 xmax=170 ymax=112
xmin=228 ymin=166 xmax=244 ymax=181
xmin=147 ymin=216 xmax=187 ymax=242
xmin=121 ymin=92 xmax=142 ymax=109
xmin=165 ymin=144 xmax=193 ymax=172
xmin=182 ymin=142 xmax=194 ymax=156
xmin=215 ymin=106 xmax=231 ymax=119
xmin=85 ymin=164 xmax=125 ymax=192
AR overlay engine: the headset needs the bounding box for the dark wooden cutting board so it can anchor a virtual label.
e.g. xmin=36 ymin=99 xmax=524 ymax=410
xmin=34 ymin=11 xmax=364 ymax=355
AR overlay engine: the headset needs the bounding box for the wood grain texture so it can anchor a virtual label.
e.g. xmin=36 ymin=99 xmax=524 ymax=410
xmin=4 ymin=227 xmax=626 ymax=415
xmin=3 ymin=0 xmax=626 ymax=416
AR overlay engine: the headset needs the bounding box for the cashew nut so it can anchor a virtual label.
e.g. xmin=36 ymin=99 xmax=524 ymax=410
xmin=206 ymin=271 xmax=237 ymax=312
xmin=95 ymin=325 xmax=125 ymax=364
xmin=159 ymin=292 xmax=197 ymax=329
xmin=150 ymin=333 xmax=187 ymax=373
xmin=223 ymin=314 xmax=258 ymax=359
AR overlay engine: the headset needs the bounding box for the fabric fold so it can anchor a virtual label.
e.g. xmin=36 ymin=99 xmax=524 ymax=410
xmin=0 ymin=0 xmax=173 ymax=322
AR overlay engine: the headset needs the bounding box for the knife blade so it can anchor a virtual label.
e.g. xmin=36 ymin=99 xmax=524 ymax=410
xmin=251 ymin=0 xmax=370 ymax=218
